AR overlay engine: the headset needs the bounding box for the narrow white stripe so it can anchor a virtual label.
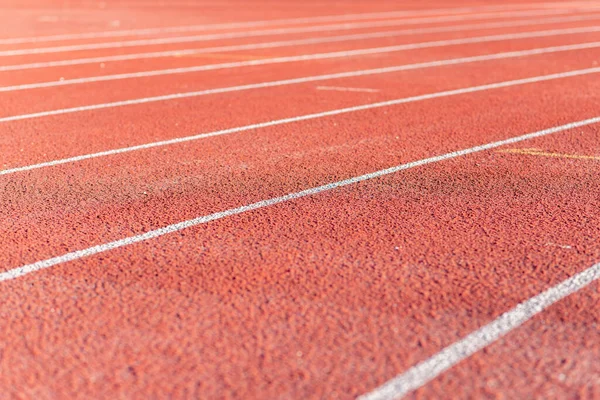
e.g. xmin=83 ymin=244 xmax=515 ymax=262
xmin=2 ymin=117 xmax=599 ymax=282
xmin=0 ymin=8 xmax=591 ymax=57
xmin=3 ymin=12 xmax=599 ymax=73
xmin=0 ymin=2 xmax=587 ymax=45
xmin=358 ymin=260 xmax=600 ymax=400
xmin=2 ymin=41 xmax=599 ymax=128
xmin=317 ymin=86 xmax=380 ymax=93
xmin=3 ymin=25 xmax=600 ymax=93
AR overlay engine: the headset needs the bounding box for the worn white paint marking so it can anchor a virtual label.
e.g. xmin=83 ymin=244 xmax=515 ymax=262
xmin=545 ymin=242 xmax=573 ymax=249
xmin=0 ymin=2 xmax=590 ymax=45
xmin=2 ymin=117 xmax=599 ymax=283
xmin=358 ymin=260 xmax=600 ymax=400
xmin=0 ymin=7 xmax=593 ymax=57
xmin=317 ymin=86 xmax=380 ymax=93
xmin=3 ymin=12 xmax=600 ymax=73
xmin=36 ymin=16 xmax=60 ymax=23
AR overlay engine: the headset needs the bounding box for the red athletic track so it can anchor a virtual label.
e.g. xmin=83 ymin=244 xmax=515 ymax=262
xmin=1 ymin=1 xmax=600 ymax=399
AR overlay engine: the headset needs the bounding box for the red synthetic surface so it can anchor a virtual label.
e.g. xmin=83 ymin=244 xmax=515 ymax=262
xmin=1 ymin=1 xmax=600 ymax=399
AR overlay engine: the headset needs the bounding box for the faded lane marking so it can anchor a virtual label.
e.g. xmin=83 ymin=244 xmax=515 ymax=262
xmin=173 ymin=52 xmax=272 ymax=61
xmin=499 ymin=147 xmax=600 ymax=161
xmin=316 ymin=86 xmax=380 ymax=93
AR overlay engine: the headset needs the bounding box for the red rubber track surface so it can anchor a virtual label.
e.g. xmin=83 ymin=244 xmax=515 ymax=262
xmin=1 ymin=1 xmax=600 ymax=399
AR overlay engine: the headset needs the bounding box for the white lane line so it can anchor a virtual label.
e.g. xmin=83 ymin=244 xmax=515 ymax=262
xmin=0 ymin=8 xmax=592 ymax=57
xmin=4 ymin=13 xmax=600 ymax=73
xmin=0 ymin=2 xmax=589 ymax=45
xmin=317 ymin=86 xmax=380 ymax=93
xmin=358 ymin=260 xmax=600 ymax=400
xmin=37 ymin=16 xmax=60 ymax=23
xmin=2 ymin=116 xmax=599 ymax=282
xmin=3 ymin=25 xmax=600 ymax=92
xmin=2 ymin=40 xmax=600 ymax=126
xmin=2 ymin=63 xmax=600 ymax=177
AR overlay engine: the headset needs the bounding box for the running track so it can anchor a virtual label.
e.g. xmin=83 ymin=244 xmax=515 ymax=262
xmin=1 ymin=0 xmax=600 ymax=398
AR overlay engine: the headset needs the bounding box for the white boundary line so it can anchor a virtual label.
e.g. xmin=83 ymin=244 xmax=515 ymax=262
xmin=0 ymin=8 xmax=594 ymax=57
xmin=2 ymin=63 xmax=600 ymax=177
xmin=316 ymin=86 xmax=380 ymax=93
xmin=2 ymin=40 xmax=600 ymax=127
xmin=358 ymin=259 xmax=600 ymax=400
xmin=0 ymin=2 xmax=591 ymax=45
xmin=3 ymin=12 xmax=600 ymax=73
xmin=3 ymin=25 xmax=600 ymax=92
xmin=2 ymin=116 xmax=599 ymax=283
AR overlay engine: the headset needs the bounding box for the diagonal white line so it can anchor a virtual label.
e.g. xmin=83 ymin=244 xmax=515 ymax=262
xmin=2 ymin=63 xmax=600 ymax=177
xmin=0 ymin=7 xmax=593 ymax=57
xmin=3 ymin=12 xmax=600 ymax=73
xmin=2 ymin=116 xmax=599 ymax=283
xmin=358 ymin=260 xmax=600 ymax=400
xmin=0 ymin=3 xmax=572 ymax=45
xmin=3 ymin=25 xmax=600 ymax=92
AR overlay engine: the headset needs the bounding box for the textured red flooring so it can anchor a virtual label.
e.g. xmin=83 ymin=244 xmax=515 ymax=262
xmin=1 ymin=1 xmax=600 ymax=399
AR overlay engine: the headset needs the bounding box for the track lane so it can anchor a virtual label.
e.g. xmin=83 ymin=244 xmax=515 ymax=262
xmin=5 ymin=8 xmax=595 ymax=52
xmin=3 ymin=2 xmax=600 ymax=398
xmin=2 ymin=70 xmax=599 ymax=275
xmin=2 ymin=1 xmax=593 ymax=41
xmin=2 ymin=9 xmax=599 ymax=68
xmin=1 ymin=48 xmax=600 ymax=172
xmin=0 ymin=2 xmax=533 ymax=38
xmin=3 ymin=20 xmax=600 ymax=90
xmin=0 ymin=118 xmax=599 ymax=399
xmin=4 ymin=12 xmax=600 ymax=79
xmin=2 ymin=7 xmax=521 ymax=46
xmin=372 ymin=127 xmax=600 ymax=399
xmin=5 ymin=0 xmax=481 ymax=38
